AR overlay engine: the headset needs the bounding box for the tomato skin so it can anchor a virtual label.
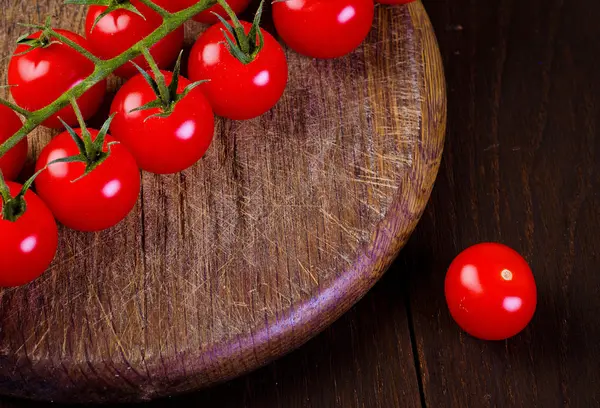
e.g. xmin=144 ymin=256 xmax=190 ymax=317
xmin=86 ymin=0 xmax=184 ymax=78
xmin=445 ymin=243 xmax=537 ymax=341
xmin=273 ymin=0 xmax=375 ymax=59
xmin=8 ymin=30 xmax=107 ymax=129
xmin=0 ymin=182 xmax=58 ymax=287
xmin=34 ymin=130 xmax=141 ymax=232
xmin=177 ymin=0 xmax=251 ymax=25
xmin=188 ymin=21 xmax=288 ymax=120
xmin=0 ymin=105 xmax=28 ymax=181
xmin=110 ymin=71 xmax=215 ymax=174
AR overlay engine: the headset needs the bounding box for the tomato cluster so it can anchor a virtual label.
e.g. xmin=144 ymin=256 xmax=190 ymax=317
xmin=0 ymin=0 xmax=412 ymax=289
xmin=1 ymin=0 xmax=539 ymax=344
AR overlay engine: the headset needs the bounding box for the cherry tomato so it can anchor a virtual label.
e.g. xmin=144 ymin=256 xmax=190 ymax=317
xmin=86 ymin=0 xmax=184 ymax=78
xmin=272 ymin=0 xmax=375 ymax=59
xmin=177 ymin=0 xmax=251 ymax=25
xmin=376 ymin=0 xmax=414 ymax=4
xmin=0 ymin=105 xmax=27 ymax=181
xmin=110 ymin=71 xmax=215 ymax=174
xmin=188 ymin=21 xmax=288 ymax=120
xmin=445 ymin=243 xmax=537 ymax=341
xmin=8 ymin=30 xmax=107 ymax=129
xmin=34 ymin=129 xmax=141 ymax=232
xmin=0 ymin=182 xmax=58 ymax=287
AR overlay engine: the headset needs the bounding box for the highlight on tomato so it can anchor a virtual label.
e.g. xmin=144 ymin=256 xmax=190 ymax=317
xmin=188 ymin=0 xmax=288 ymax=120
xmin=78 ymin=0 xmax=185 ymax=78
xmin=272 ymin=0 xmax=375 ymax=59
xmin=0 ymin=105 xmax=27 ymax=181
xmin=110 ymin=50 xmax=215 ymax=174
xmin=0 ymin=172 xmax=58 ymax=287
xmin=8 ymin=23 xmax=106 ymax=129
xmin=35 ymin=101 xmax=141 ymax=232
xmin=445 ymin=243 xmax=537 ymax=341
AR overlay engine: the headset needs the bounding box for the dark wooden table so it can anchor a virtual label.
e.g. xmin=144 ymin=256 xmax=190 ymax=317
xmin=2 ymin=0 xmax=599 ymax=406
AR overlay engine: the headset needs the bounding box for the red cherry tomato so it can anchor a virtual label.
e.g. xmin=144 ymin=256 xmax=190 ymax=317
xmin=188 ymin=21 xmax=288 ymax=120
xmin=34 ymin=129 xmax=141 ymax=232
xmin=445 ymin=243 xmax=537 ymax=341
xmin=86 ymin=0 xmax=184 ymax=78
xmin=0 ymin=182 xmax=58 ymax=287
xmin=376 ymin=0 xmax=414 ymax=4
xmin=0 ymin=105 xmax=27 ymax=181
xmin=8 ymin=30 xmax=107 ymax=129
xmin=177 ymin=0 xmax=251 ymax=25
xmin=273 ymin=0 xmax=375 ymax=59
xmin=110 ymin=71 xmax=215 ymax=174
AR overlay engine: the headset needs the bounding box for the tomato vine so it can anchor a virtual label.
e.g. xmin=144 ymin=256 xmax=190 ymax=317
xmin=0 ymin=0 xmax=218 ymax=159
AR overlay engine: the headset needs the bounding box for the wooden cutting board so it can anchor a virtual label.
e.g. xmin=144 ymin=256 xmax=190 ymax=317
xmin=0 ymin=0 xmax=445 ymax=403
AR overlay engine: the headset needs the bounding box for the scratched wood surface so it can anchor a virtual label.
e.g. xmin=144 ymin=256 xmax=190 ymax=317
xmin=0 ymin=0 xmax=445 ymax=403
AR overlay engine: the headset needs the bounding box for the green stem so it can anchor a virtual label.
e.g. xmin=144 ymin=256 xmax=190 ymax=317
xmin=141 ymin=48 xmax=170 ymax=104
xmin=0 ymin=97 xmax=31 ymax=118
xmin=0 ymin=166 xmax=47 ymax=222
xmin=47 ymin=28 xmax=102 ymax=64
xmin=212 ymin=0 xmax=265 ymax=64
xmin=69 ymin=98 xmax=95 ymax=154
xmin=137 ymin=0 xmax=170 ymax=18
xmin=216 ymin=0 xmax=248 ymax=52
xmin=0 ymin=0 xmax=217 ymax=159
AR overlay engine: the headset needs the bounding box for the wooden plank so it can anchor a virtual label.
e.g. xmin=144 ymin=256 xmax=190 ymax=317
xmin=408 ymin=0 xmax=600 ymax=406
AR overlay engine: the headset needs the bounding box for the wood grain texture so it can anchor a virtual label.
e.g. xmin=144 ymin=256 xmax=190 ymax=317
xmin=0 ymin=0 xmax=445 ymax=402
xmin=407 ymin=0 xmax=600 ymax=406
xmin=0 ymin=268 xmax=426 ymax=408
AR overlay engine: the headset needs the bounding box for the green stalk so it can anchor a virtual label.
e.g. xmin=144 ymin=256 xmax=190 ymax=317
xmin=0 ymin=97 xmax=30 ymax=118
xmin=0 ymin=0 xmax=217 ymax=159
xmin=136 ymin=0 xmax=171 ymax=18
xmin=47 ymin=28 xmax=102 ymax=64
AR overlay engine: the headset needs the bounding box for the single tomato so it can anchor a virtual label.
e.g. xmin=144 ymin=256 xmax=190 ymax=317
xmin=0 ymin=181 xmax=58 ymax=287
xmin=110 ymin=70 xmax=215 ymax=174
xmin=177 ymin=0 xmax=251 ymax=25
xmin=0 ymin=105 xmax=28 ymax=181
xmin=273 ymin=0 xmax=375 ymax=59
xmin=8 ymin=29 xmax=106 ymax=129
xmin=188 ymin=20 xmax=288 ymax=120
xmin=445 ymin=243 xmax=537 ymax=341
xmin=35 ymin=128 xmax=141 ymax=232
xmin=85 ymin=0 xmax=184 ymax=78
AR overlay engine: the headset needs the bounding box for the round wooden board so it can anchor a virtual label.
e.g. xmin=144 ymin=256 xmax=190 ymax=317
xmin=0 ymin=0 xmax=445 ymax=403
